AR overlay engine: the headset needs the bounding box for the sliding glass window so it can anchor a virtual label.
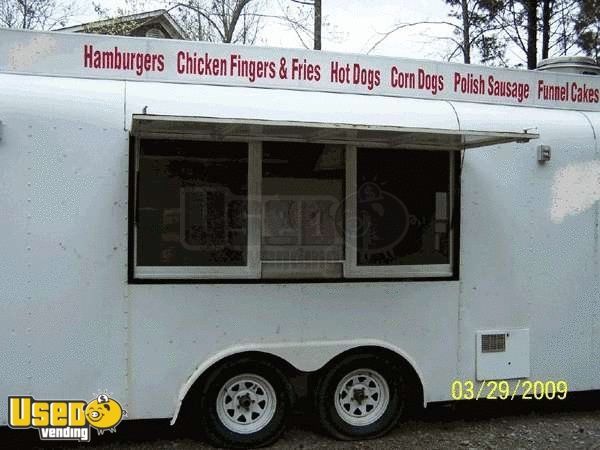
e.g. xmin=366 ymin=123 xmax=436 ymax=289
xmin=134 ymin=139 xmax=260 ymax=279
xmin=132 ymin=138 xmax=455 ymax=280
xmin=344 ymin=147 xmax=453 ymax=278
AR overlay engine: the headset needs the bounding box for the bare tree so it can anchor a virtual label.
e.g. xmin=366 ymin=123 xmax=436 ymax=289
xmin=526 ymin=0 xmax=537 ymax=68
xmin=372 ymin=0 xmax=578 ymax=68
xmin=174 ymin=0 xmax=217 ymax=40
xmin=447 ymin=0 xmax=505 ymax=64
xmin=0 ymin=0 xmax=75 ymax=30
xmin=493 ymin=0 xmax=579 ymax=69
xmin=274 ymin=0 xmax=323 ymax=50
xmin=313 ymin=0 xmax=321 ymax=50
xmin=460 ymin=0 xmax=472 ymax=63
xmin=546 ymin=0 xmax=580 ymax=56
xmin=367 ymin=0 xmax=506 ymax=65
xmin=169 ymin=0 xmax=262 ymax=44
xmin=542 ymin=0 xmax=554 ymax=58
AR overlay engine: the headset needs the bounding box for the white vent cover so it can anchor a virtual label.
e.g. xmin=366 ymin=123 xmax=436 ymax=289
xmin=476 ymin=329 xmax=530 ymax=380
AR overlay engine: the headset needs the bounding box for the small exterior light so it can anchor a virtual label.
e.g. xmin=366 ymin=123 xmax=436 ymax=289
xmin=537 ymin=144 xmax=551 ymax=163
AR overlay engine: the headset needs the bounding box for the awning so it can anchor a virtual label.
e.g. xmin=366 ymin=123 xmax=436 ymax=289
xmin=131 ymin=114 xmax=538 ymax=151
xmin=126 ymin=83 xmax=538 ymax=150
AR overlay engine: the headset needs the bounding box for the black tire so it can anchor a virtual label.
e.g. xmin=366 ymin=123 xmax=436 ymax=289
xmin=315 ymin=353 xmax=409 ymax=440
xmin=198 ymin=357 xmax=293 ymax=448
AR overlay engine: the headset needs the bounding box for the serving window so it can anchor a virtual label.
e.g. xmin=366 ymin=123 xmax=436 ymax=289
xmin=345 ymin=147 xmax=453 ymax=278
xmin=132 ymin=135 xmax=457 ymax=281
xmin=261 ymin=142 xmax=345 ymax=279
xmin=134 ymin=139 xmax=260 ymax=279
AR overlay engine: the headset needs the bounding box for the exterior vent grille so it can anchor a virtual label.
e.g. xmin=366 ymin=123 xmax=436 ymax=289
xmin=482 ymin=334 xmax=506 ymax=353
xmin=145 ymin=28 xmax=165 ymax=39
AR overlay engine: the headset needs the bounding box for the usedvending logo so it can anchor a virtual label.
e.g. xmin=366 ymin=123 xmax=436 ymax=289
xmin=8 ymin=392 xmax=126 ymax=442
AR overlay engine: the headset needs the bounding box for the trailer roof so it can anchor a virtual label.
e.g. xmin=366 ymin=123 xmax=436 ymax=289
xmin=1 ymin=28 xmax=599 ymax=113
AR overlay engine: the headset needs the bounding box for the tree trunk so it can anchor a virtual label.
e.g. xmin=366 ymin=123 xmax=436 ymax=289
xmin=461 ymin=0 xmax=471 ymax=64
xmin=313 ymin=0 xmax=321 ymax=50
xmin=19 ymin=0 xmax=28 ymax=29
xmin=542 ymin=0 xmax=553 ymax=59
xmin=526 ymin=0 xmax=538 ymax=69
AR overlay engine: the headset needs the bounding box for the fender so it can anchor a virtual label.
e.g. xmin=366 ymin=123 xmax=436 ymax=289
xmin=169 ymin=338 xmax=427 ymax=424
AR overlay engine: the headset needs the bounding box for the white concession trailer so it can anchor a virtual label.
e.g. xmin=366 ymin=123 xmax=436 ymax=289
xmin=1 ymin=28 xmax=599 ymax=447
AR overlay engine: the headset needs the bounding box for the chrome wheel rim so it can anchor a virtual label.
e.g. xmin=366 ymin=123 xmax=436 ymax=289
xmin=334 ymin=368 xmax=390 ymax=426
xmin=216 ymin=373 xmax=277 ymax=434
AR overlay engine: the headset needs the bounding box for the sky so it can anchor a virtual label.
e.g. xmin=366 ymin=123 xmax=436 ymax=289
xmin=65 ymin=0 xmax=467 ymax=62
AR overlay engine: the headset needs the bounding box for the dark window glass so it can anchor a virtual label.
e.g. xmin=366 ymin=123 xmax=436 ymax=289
xmin=136 ymin=139 xmax=248 ymax=266
xmin=356 ymin=148 xmax=450 ymax=266
xmin=262 ymin=142 xmax=344 ymax=264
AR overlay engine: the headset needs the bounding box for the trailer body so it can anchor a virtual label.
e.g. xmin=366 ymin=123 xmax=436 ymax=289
xmin=0 ymin=29 xmax=599 ymax=430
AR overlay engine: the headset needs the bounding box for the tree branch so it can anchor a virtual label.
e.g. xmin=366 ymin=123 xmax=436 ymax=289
xmin=169 ymin=3 xmax=226 ymax=41
xmin=367 ymin=21 xmax=461 ymax=54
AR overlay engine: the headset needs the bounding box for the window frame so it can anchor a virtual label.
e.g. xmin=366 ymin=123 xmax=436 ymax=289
xmin=343 ymin=145 xmax=455 ymax=279
xmin=129 ymin=136 xmax=459 ymax=283
xmin=132 ymin=136 xmax=261 ymax=280
xmin=260 ymin=142 xmax=346 ymax=278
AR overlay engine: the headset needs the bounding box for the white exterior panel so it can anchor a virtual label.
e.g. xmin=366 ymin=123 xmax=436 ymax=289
xmin=123 ymin=81 xmax=460 ymax=132
xmin=576 ymin=111 xmax=600 ymax=390
xmin=0 ymin=74 xmax=130 ymax=424
xmin=455 ymin=102 xmax=598 ymax=390
xmin=127 ymin=282 xmax=460 ymax=419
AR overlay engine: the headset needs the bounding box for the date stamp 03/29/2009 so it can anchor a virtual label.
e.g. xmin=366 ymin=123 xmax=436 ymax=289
xmin=450 ymin=380 xmax=569 ymax=401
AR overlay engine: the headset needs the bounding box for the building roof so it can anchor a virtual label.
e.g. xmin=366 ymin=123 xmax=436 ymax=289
xmin=58 ymin=9 xmax=187 ymax=40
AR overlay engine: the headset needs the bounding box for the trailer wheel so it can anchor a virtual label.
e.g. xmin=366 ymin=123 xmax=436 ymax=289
xmin=199 ymin=358 xmax=292 ymax=448
xmin=315 ymin=353 xmax=408 ymax=440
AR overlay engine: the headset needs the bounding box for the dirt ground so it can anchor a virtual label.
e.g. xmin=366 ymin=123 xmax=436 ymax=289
xmin=3 ymin=392 xmax=600 ymax=449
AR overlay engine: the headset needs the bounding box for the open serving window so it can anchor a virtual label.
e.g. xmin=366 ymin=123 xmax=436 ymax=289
xmin=129 ymin=113 xmax=537 ymax=281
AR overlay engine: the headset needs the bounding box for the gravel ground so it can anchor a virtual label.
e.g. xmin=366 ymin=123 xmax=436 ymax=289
xmin=4 ymin=392 xmax=600 ymax=449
